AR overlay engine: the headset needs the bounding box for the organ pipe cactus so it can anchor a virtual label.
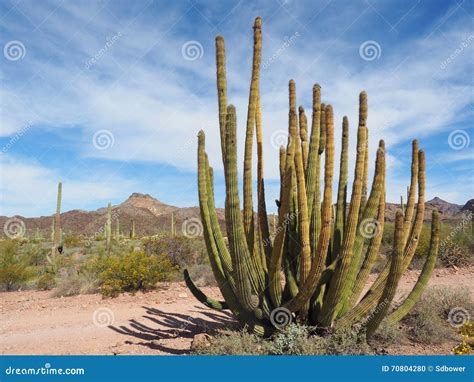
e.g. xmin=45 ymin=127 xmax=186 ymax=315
xmin=184 ymin=17 xmax=440 ymax=339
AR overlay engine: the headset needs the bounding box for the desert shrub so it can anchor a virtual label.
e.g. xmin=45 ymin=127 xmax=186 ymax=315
xmin=371 ymin=320 xmax=403 ymax=345
xmin=439 ymin=242 xmax=472 ymax=267
xmin=0 ymin=240 xmax=33 ymax=291
xmin=193 ymin=329 xmax=268 ymax=355
xmin=195 ymin=324 xmax=373 ymax=355
xmin=324 ymin=327 xmax=372 ymax=355
xmin=52 ymin=272 xmax=97 ymax=297
xmin=99 ymin=251 xmax=177 ymax=297
xmin=268 ymin=324 xmax=326 ymax=355
xmin=36 ymin=272 xmax=56 ymax=290
xmin=143 ymin=234 xmax=207 ymax=268
xmin=402 ymin=286 xmax=473 ymax=344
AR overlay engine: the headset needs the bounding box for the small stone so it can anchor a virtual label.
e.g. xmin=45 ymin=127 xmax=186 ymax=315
xmin=191 ymin=334 xmax=211 ymax=350
xmin=178 ymin=293 xmax=188 ymax=298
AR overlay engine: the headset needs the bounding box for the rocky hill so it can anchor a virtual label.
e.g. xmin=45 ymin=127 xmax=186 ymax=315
xmin=0 ymin=193 xmax=470 ymax=238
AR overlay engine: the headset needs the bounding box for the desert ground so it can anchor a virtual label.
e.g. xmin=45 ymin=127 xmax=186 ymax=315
xmin=1 ymin=266 xmax=472 ymax=356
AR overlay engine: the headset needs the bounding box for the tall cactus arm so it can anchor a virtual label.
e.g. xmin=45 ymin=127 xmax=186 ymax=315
xmin=337 ymin=149 xmax=426 ymax=327
xmin=388 ymin=209 xmax=440 ymax=323
xmin=402 ymin=140 xmax=419 ymax=247
xmin=339 ymin=143 xmax=385 ymax=315
xmin=242 ymin=17 xmax=262 ymax=243
xmin=360 ymin=127 xmax=369 ymax=217
xmin=256 ymin=91 xmax=272 ymax=262
xmin=318 ymin=92 xmax=368 ymax=326
xmin=223 ymin=106 xmax=259 ymax=312
xmin=216 ymin=36 xmax=228 ymax=166
xmin=365 ymin=210 xmax=404 ymax=339
xmin=294 ymin=104 xmax=312 ymax=303
xmin=269 ymin=80 xmax=297 ymax=307
xmin=306 ymin=84 xmax=321 ymax=214
xmin=205 ymin=160 xmax=233 ymax=278
xmin=332 ymin=116 xmax=349 ymax=261
xmin=299 ymin=106 xmax=309 ymax=172
xmin=283 ymin=103 xmax=334 ymax=313
xmin=183 ymin=269 xmax=229 ymax=310
xmin=349 ymin=178 xmax=385 ymax=308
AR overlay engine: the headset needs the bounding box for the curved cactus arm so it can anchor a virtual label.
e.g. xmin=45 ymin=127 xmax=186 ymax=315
xmin=216 ymin=36 xmax=228 ymax=166
xmin=283 ymin=103 xmax=334 ymax=313
xmin=365 ymin=210 xmax=405 ymax=339
xmin=183 ymin=269 xmax=229 ymax=310
xmin=388 ymin=209 xmax=440 ymax=323
xmin=242 ymin=17 xmax=262 ymax=244
xmin=332 ymin=116 xmax=349 ymax=261
xmin=318 ymin=92 xmax=368 ymax=326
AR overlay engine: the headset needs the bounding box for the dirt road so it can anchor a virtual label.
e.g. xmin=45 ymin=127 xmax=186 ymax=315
xmin=1 ymin=267 xmax=472 ymax=355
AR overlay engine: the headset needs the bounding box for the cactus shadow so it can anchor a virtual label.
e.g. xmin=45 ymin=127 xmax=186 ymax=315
xmin=108 ymin=305 xmax=237 ymax=354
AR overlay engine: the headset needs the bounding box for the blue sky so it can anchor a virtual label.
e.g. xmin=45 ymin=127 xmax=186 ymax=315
xmin=0 ymin=0 xmax=472 ymax=217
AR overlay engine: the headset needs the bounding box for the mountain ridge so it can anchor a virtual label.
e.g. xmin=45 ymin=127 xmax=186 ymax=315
xmin=0 ymin=193 xmax=471 ymax=238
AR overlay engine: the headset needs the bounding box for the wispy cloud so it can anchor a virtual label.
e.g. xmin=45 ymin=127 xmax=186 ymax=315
xmin=1 ymin=0 xmax=472 ymax=214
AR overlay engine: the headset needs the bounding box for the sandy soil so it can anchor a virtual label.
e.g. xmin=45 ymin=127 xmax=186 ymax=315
xmin=1 ymin=266 xmax=472 ymax=355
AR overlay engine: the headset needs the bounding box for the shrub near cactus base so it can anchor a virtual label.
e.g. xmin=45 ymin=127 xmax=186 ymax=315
xmin=184 ymin=17 xmax=440 ymax=339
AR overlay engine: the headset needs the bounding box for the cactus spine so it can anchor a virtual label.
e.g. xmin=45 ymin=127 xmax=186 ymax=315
xmin=51 ymin=182 xmax=62 ymax=258
xmin=184 ymin=17 xmax=440 ymax=339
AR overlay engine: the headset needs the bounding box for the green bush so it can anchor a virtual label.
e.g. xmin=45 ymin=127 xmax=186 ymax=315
xmin=0 ymin=240 xmax=33 ymax=291
xmin=99 ymin=250 xmax=177 ymax=297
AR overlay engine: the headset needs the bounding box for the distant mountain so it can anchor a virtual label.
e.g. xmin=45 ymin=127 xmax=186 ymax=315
xmin=384 ymin=197 xmax=464 ymax=222
xmin=0 ymin=193 xmax=470 ymax=238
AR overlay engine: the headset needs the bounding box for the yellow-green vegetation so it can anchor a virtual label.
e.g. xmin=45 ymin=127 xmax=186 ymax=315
xmin=453 ymin=322 xmax=473 ymax=355
xmin=99 ymin=251 xmax=177 ymax=297
xmin=184 ymin=16 xmax=441 ymax=340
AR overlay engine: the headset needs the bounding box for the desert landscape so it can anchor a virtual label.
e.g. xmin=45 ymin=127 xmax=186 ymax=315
xmin=1 ymin=267 xmax=473 ymax=356
xmin=1 ymin=1 xmax=473 ymax=366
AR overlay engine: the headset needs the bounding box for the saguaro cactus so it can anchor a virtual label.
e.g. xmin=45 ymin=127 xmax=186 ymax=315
xmin=106 ymin=203 xmax=112 ymax=255
xmin=51 ymin=182 xmax=62 ymax=258
xmin=184 ymin=17 xmax=440 ymax=339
